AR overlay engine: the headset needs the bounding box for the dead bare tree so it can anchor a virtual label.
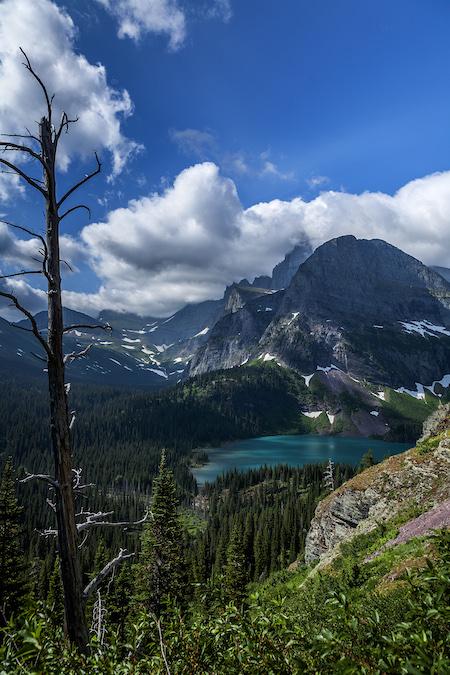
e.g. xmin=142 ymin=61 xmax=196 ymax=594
xmin=0 ymin=50 xmax=140 ymax=652
xmin=323 ymin=459 xmax=335 ymax=492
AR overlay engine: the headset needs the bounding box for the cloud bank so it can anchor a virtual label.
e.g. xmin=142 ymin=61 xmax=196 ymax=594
xmin=0 ymin=0 xmax=140 ymax=193
xmin=67 ymin=165 xmax=450 ymax=317
xmin=2 ymin=164 xmax=450 ymax=319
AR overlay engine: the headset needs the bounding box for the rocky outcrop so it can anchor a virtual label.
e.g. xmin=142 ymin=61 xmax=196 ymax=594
xmin=223 ymin=283 xmax=273 ymax=315
xmin=419 ymin=403 xmax=450 ymax=443
xmin=304 ymin=404 xmax=450 ymax=565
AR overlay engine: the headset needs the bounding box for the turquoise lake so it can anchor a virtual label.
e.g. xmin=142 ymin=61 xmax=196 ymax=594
xmin=192 ymin=434 xmax=411 ymax=486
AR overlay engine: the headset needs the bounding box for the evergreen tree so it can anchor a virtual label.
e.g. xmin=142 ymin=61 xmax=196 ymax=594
xmin=0 ymin=458 xmax=27 ymax=623
xmin=224 ymin=524 xmax=248 ymax=604
xmin=47 ymin=559 xmax=64 ymax=627
xmin=136 ymin=451 xmax=186 ymax=615
xmin=359 ymin=449 xmax=375 ymax=472
xmin=107 ymin=564 xmax=133 ymax=642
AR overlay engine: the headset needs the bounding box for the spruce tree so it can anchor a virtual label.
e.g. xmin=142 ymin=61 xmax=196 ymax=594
xmin=224 ymin=524 xmax=248 ymax=605
xmin=0 ymin=458 xmax=27 ymax=622
xmin=136 ymin=451 xmax=186 ymax=615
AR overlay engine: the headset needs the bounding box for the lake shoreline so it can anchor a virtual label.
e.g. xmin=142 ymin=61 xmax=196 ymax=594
xmin=191 ymin=433 xmax=412 ymax=488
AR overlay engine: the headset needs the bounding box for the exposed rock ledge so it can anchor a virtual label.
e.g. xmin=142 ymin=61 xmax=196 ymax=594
xmin=304 ymin=404 xmax=450 ymax=566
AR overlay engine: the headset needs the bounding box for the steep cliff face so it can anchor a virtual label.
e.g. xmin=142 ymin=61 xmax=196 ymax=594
xmin=189 ymin=290 xmax=284 ymax=375
xmin=190 ymin=236 xmax=450 ymax=389
xmin=304 ymin=404 xmax=450 ymax=565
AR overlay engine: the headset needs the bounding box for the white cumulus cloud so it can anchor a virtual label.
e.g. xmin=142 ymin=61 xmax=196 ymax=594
xmin=96 ymin=0 xmax=233 ymax=50
xmin=95 ymin=0 xmax=186 ymax=49
xmin=2 ymin=164 xmax=450 ymax=319
xmin=66 ymin=165 xmax=450 ymax=317
xmin=0 ymin=0 xmax=140 ymax=194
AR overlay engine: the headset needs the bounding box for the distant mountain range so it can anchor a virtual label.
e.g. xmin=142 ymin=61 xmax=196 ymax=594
xmin=0 ymin=238 xmax=310 ymax=386
xmin=1 ymin=237 xmax=449 ymax=426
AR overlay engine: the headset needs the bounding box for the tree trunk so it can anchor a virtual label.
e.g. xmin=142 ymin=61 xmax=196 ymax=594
xmin=41 ymin=118 xmax=89 ymax=650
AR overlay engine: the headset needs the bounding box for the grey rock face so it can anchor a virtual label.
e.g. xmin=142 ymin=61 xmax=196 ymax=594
xmin=304 ymin=490 xmax=376 ymax=563
xmin=281 ymin=235 xmax=450 ymax=324
xmin=192 ymin=236 xmax=450 ymax=388
xmin=189 ymin=290 xmax=284 ymax=375
xmin=432 ymin=266 xmax=450 ymax=283
xmin=419 ymin=403 xmax=450 ymax=442
xmin=271 ymin=242 xmax=312 ymax=290
xmin=304 ymin=409 xmax=450 ymax=565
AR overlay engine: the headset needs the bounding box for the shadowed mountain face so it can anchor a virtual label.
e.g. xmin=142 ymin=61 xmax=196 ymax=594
xmin=281 ymin=236 xmax=450 ymax=323
xmin=432 ymin=266 xmax=450 ymax=283
xmin=190 ymin=236 xmax=450 ymax=389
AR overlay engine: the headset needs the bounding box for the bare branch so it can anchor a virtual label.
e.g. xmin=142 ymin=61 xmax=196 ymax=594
xmin=55 ymin=112 xmax=79 ymax=144
xmin=57 ymin=152 xmax=101 ymax=208
xmin=0 ymin=140 xmax=49 ymax=173
xmin=0 ymin=289 xmax=51 ymax=357
xmin=78 ymin=532 xmax=89 ymax=549
xmin=69 ymin=411 xmax=76 ymax=430
xmin=153 ymin=615 xmax=171 ymax=675
xmin=1 ymin=131 xmax=41 ymax=145
xmin=0 ymin=270 xmax=43 ymax=280
xmin=0 ymin=219 xmax=49 ymax=281
xmin=20 ymin=48 xmax=53 ymax=124
xmin=64 ymin=343 xmax=93 ymax=364
xmin=60 ymin=204 xmax=91 ymax=222
xmin=83 ymin=549 xmax=135 ymax=600
xmin=46 ymin=497 xmax=57 ymax=513
xmin=0 ymin=156 xmax=47 ymax=196
xmin=77 ymin=510 xmax=148 ymax=533
xmin=71 ymin=469 xmax=95 ymax=492
xmin=60 ymin=259 xmax=74 ymax=272
xmin=37 ymin=527 xmax=58 ymax=538
xmin=63 ymin=323 xmax=111 ymax=334
xmin=20 ymin=472 xmax=58 ymax=489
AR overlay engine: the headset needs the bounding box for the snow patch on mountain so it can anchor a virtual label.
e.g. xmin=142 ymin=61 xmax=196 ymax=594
xmin=148 ymin=368 xmax=168 ymax=379
xmin=193 ymin=327 xmax=209 ymax=337
xmin=399 ymin=320 xmax=450 ymax=338
xmin=302 ymin=374 xmax=314 ymax=387
xmin=317 ymin=364 xmax=340 ymax=373
xmin=395 ymin=383 xmax=426 ymax=400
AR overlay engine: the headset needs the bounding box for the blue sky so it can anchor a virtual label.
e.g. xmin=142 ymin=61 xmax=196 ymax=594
xmin=75 ymin=0 xmax=450 ymax=206
xmin=1 ymin=0 xmax=450 ymax=317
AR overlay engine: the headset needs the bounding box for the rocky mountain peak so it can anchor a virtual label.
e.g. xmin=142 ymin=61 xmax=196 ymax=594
xmin=271 ymin=241 xmax=312 ymax=289
xmin=281 ymin=235 xmax=450 ymax=324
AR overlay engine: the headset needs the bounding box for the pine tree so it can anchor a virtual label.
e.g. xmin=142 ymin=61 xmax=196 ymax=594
xmin=224 ymin=524 xmax=248 ymax=605
xmin=136 ymin=451 xmax=186 ymax=615
xmin=0 ymin=458 xmax=28 ymax=623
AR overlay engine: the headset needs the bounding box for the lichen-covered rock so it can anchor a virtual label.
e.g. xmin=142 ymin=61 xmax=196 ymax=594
xmin=304 ymin=408 xmax=450 ymax=565
xmin=419 ymin=403 xmax=450 ymax=443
